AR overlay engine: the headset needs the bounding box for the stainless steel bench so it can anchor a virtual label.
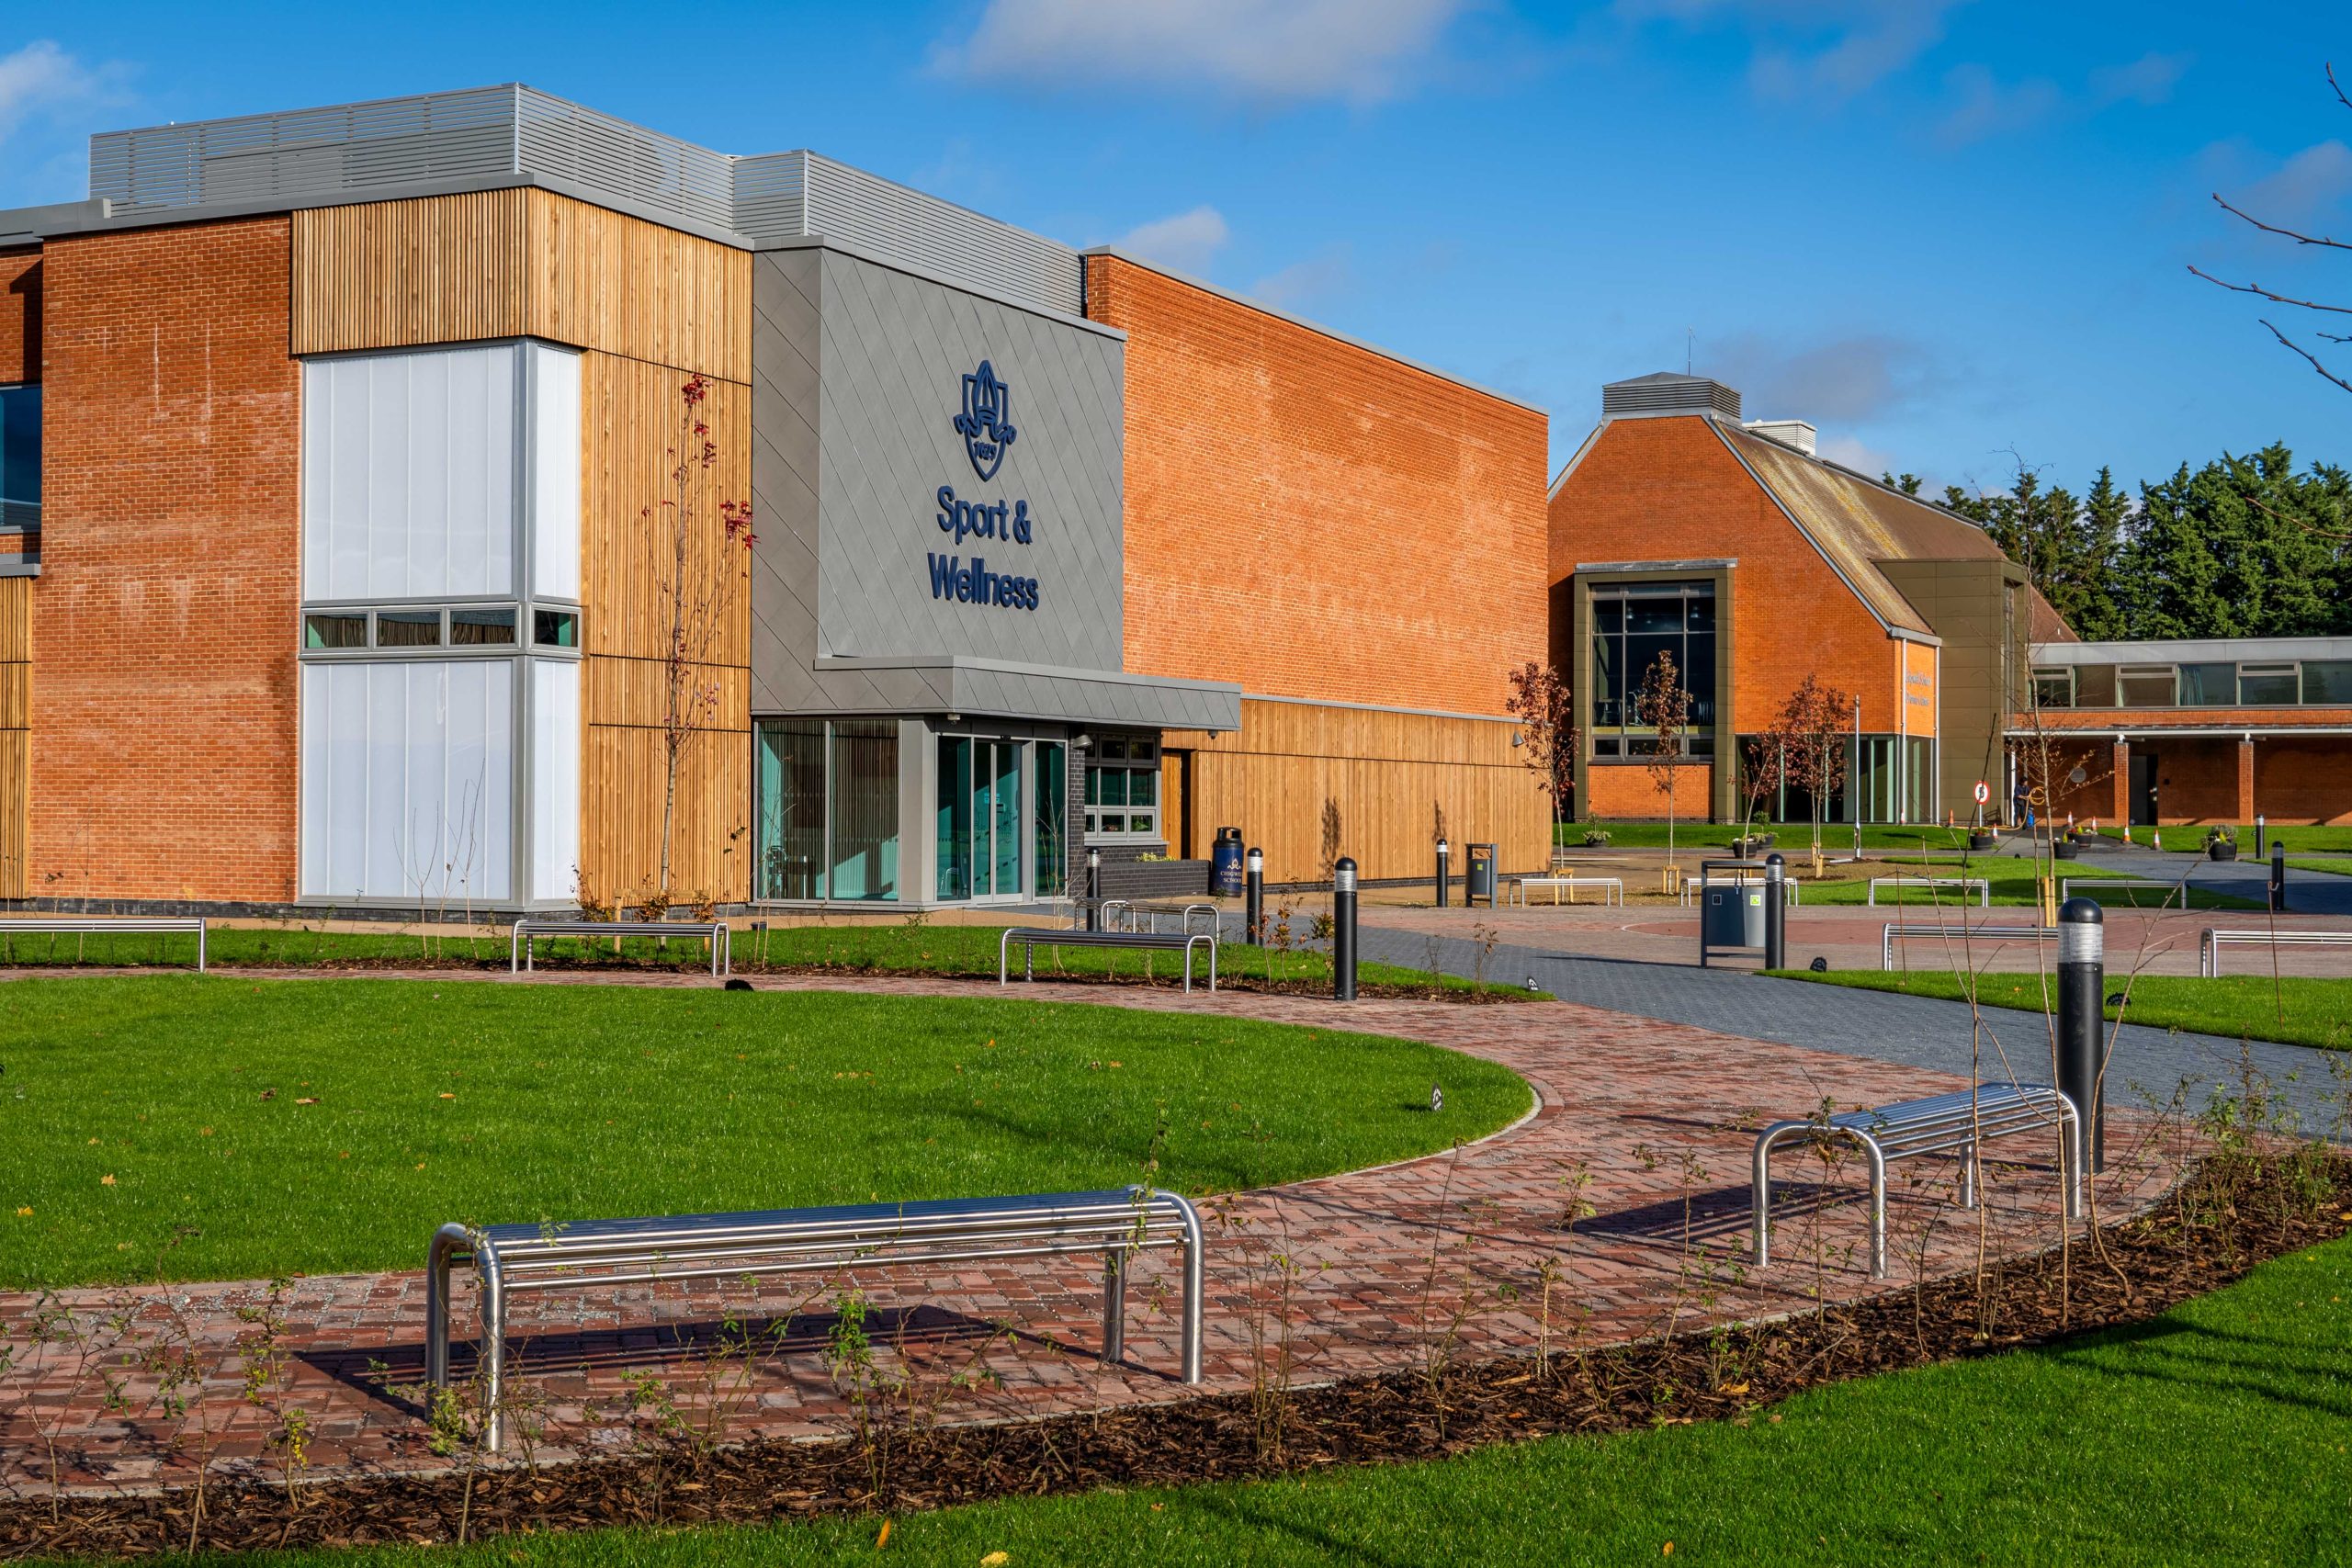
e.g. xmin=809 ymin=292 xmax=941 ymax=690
xmin=427 ymin=1186 xmax=1204 ymax=1449
xmin=999 ymin=927 xmax=1218 ymax=992
xmin=1752 ymin=1083 xmax=2081 ymax=1278
xmin=1509 ymin=875 xmax=1623 ymax=907
xmin=0 ymin=916 xmax=208 ymax=971
xmin=1879 ymin=922 xmax=2056 ymax=970
xmin=2199 ymin=927 xmax=2352 ymax=977
xmin=1866 ymin=874 xmax=1990 ymax=908
xmin=510 ymin=918 xmax=729 ymax=977
xmin=1107 ymin=901 xmax=1219 ymax=936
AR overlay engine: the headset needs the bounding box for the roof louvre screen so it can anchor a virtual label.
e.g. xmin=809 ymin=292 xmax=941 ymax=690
xmin=86 ymin=85 xmax=1085 ymax=318
xmin=1601 ymin=374 xmax=1743 ymax=421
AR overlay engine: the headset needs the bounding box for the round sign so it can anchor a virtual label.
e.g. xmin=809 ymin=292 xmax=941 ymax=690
xmin=1973 ymin=781 xmax=1991 ymax=805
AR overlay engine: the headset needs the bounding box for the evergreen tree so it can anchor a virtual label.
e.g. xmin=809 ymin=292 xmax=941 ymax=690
xmin=2071 ymin=468 xmax=2130 ymax=639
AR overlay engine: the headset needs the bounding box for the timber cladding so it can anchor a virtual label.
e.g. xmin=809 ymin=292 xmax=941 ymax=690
xmin=1163 ymin=699 xmax=1551 ymax=882
xmin=292 ymin=188 xmax=751 ymax=379
xmin=578 ymin=350 xmax=752 ymax=906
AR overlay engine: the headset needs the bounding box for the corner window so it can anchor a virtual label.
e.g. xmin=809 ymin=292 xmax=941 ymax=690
xmin=304 ymin=613 xmax=368 ymax=649
xmin=0 ymin=383 xmax=37 ymax=527
xmin=534 ymin=609 xmax=580 ymax=649
xmin=1086 ymin=735 xmax=1160 ymax=840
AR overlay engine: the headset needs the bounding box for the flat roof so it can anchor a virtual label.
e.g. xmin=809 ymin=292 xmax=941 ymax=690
xmin=2031 ymin=637 xmax=2352 ymax=664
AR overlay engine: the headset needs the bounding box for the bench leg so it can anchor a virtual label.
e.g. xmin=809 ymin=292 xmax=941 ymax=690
xmin=1865 ymin=1142 xmax=1889 ymax=1280
xmin=1750 ymin=1134 xmax=1775 ymax=1269
xmin=1102 ymin=1248 xmax=1128 ymax=1366
xmin=1960 ymin=1143 xmax=1978 ymax=1209
xmin=481 ymin=1257 xmax=508 ymax=1452
xmin=1025 ymin=943 xmax=1035 ymax=983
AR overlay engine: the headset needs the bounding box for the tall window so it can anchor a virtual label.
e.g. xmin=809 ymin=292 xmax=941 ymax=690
xmin=1084 ymin=734 xmax=1159 ymax=839
xmin=1589 ymin=581 xmax=1715 ymax=758
xmin=755 ymin=719 xmax=901 ymax=901
xmin=1035 ymin=741 xmax=1067 ymax=895
xmin=0 ymin=383 xmax=37 ymax=527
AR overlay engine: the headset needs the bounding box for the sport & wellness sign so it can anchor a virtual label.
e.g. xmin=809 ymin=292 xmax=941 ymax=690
xmin=929 ymin=359 xmax=1041 ymax=613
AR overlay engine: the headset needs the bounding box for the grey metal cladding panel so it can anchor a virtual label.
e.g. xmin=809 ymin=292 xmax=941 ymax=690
xmin=947 ymin=667 xmax=1241 ymax=730
xmin=750 ymin=249 xmax=827 ymax=713
xmin=812 ymin=249 xmax=1125 ymax=677
xmin=734 ymin=152 xmax=808 ymax=246
xmin=799 ymin=155 xmax=1082 ymax=316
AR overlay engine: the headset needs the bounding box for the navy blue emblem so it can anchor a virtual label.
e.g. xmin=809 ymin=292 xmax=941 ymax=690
xmin=953 ymin=360 xmax=1017 ymax=481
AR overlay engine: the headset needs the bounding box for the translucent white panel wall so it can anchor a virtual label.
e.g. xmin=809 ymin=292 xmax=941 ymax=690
xmin=300 ymin=661 xmax=515 ymax=902
xmin=529 ymin=659 xmax=582 ymax=901
xmin=302 ymin=346 xmax=517 ymax=600
xmin=528 ymin=344 xmax=582 ymax=602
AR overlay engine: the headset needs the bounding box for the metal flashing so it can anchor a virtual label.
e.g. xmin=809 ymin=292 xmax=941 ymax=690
xmin=756 ymin=232 xmax=1122 ymax=341
xmin=1572 ymin=558 xmax=1737 ymax=573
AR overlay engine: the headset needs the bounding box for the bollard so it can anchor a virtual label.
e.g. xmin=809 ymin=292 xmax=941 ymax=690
xmin=1435 ymin=837 xmax=1451 ymax=908
xmin=1333 ymin=856 xmax=1359 ymax=1002
xmin=2254 ymin=814 xmax=2266 ymax=858
xmin=1763 ymin=853 xmax=1786 ymax=970
xmin=2056 ymin=897 xmax=2106 ymax=1176
xmin=2271 ymin=839 xmax=2288 ymax=914
xmin=1086 ymin=848 xmax=1102 ymax=932
xmin=1245 ymin=846 xmax=1264 ymax=945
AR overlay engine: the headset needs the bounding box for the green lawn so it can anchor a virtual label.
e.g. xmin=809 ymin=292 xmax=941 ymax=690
xmin=2288 ymin=856 xmax=2352 ymax=877
xmin=2089 ymin=824 xmax=2352 ymax=852
xmin=1766 ymin=968 xmax=2352 ymax=1052
xmin=1557 ymin=819 xmax=1993 ymax=852
xmin=1788 ymin=856 xmax=2260 ymax=911
xmin=158 ymin=1228 xmax=2352 ymax=1564
xmin=0 ymin=921 xmax=1524 ymax=997
xmin=1 ymin=978 xmax=1530 ymax=1290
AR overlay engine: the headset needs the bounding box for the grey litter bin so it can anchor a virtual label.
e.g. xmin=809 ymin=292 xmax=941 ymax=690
xmin=1465 ymin=842 xmax=1498 ymax=906
xmin=1210 ymin=827 xmax=1246 ymax=897
xmin=1702 ymin=883 xmax=1768 ymax=949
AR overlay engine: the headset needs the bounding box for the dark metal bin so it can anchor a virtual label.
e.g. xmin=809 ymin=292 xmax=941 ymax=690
xmin=1210 ymin=827 xmax=1246 ymax=897
xmin=1465 ymin=842 xmax=1498 ymax=906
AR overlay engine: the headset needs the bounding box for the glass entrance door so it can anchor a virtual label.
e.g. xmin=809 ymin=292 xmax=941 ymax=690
xmin=935 ymin=737 xmax=1024 ymax=900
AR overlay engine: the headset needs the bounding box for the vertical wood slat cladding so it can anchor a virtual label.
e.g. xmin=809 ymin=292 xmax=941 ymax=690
xmin=579 ymin=350 xmax=752 ymax=903
xmin=291 ymin=189 xmax=752 ymax=378
xmin=291 ymin=193 xmax=527 ymax=354
xmin=1164 ymin=699 xmax=1551 ymax=882
xmin=0 ymin=579 xmax=27 ymax=897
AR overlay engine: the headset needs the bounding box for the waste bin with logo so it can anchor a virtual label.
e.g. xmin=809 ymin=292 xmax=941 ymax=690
xmin=1210 ymin=826 xmax=1246 ymax=897
xmin=1465 ymin=842 xmax=1498 ymax=907
xmin=1696 ymin=859 xmax=1771 ymax=967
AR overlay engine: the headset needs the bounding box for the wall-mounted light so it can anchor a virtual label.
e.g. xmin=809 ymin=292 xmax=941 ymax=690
xmin=1511 ymin=732 xmax=1523 ymax=748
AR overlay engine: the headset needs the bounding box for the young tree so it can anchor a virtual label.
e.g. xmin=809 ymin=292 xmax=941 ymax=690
xmin=1739 ymin=731 xmax=1784 ymax=836
xmin=1633 ymin=651 xmax=1693 ymax=874
xmin=1504 ymin=660 xmax=1577 ymax=852
xmin=1774 ymin=673 xmax=1855 ymax=857
xmin=650 ymin=374 xmax=754 ymax=899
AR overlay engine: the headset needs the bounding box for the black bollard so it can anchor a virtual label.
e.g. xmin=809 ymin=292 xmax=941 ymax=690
xmin=1763 ymin=852 xmax=1786 ymax=971
xmin=1333 ymin=855 xmax=1359 ymax=1002
xmin=1086 ymin=848 xmax=1102 ymax=932
xmin=1245 ymin=846 xmax=1264 ymax=945
xmin=2254 ymin=814 xmax=2266 ymax=859
xmin=2270 ymin=839 xmax=2288 ymax=914
xmin=2056 ymin=897 xmax=2106 ymax=1176
xmin=1435 ymin=837 xmax=1451 ymax=908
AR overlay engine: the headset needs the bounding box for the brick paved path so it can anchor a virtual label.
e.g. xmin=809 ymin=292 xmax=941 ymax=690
xmin=1 ymin=972 xmax=2180 ymax=1500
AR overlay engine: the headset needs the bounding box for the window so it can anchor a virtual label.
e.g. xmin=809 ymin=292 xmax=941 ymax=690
xmin=2238 ymin=663 xmax=2300 ymax=705
xmin=2306 ymin=661 xmax=2352 ymax=704
xmin=0 ymin=383 xmax=37 ymax=526
xmin=2117 ymin=666 xmax=2176 ymax=707
xmin=1085 ymin=735 xmax=1159 ymax=840
xmin=534 ymin=609 xmax=580 ymax=649
xmin=2031 ymin=668 xmax=2075 ymax=708
xmin=2073 ymin=664 xmax=2117 ymax=706
xmin=451 ymin=608 xmax=517 ymax=646
xmin=1589 ymin=581 xmax=1714 ymax=760
xmin=1035 ymin=741 xmax=1067 ymax=895
xmin=375 ymin=611 xmax=442 ymax=648
xmin=304 ymin=613 xmax=368 ymax=649
xmin=753 ymin=719 xmax=901 ymax=901
xmin=2177 ymin=663 xmax=2234 ymax=705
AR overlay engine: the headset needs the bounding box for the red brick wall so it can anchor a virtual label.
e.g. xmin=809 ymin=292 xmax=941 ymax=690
xmin=1585 ymin=761 xmax=1713 ymax=819
xmin=2256 ymin=739 xmax=2352 ymax=825
xmin=31 ymin=218 xmax=300 ymax=902
xmin=0 ymin=248 xmax=37 ymax=384
xmin=1084 ymin=254 xmax=1548 ymax=715
xmin=1551 ymin=417 xmax=1903 ymax=730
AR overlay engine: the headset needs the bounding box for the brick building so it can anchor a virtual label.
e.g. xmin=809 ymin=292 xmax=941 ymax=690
xmin=0 ymin=85 xmax=1549 ymax=914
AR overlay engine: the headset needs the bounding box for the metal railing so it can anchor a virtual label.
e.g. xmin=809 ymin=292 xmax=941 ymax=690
xmin=1881 ymin=923 xmax=2056 ymax=970
xmin=427 ymin=1186 xmax=1204 ymax=1450
xmin=1509 ymin=875 xmax=1624 ymax=908
xmin=510 ymin=918 xmax=729 ymax=977
xmin=2198 ymin=928 xmax=2352 ymax=978
xmin=0 ymin=916 xmax=208 ymax=971
xmin=1866 ymin=875 xmax=1989 ymax=908
xmin=2059 ymin=878 xmax=2189 ymax=908
xmin=999 ymin=927 xmax=1218 ymax=992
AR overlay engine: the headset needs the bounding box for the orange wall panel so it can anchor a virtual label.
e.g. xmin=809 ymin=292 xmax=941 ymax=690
xmin=1085 ymin=255 xmax=1547 ymax=716
xmin=31 ymin=218 xmax=300 ymax=903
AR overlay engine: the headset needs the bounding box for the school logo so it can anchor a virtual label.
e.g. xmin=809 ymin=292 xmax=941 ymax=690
xmin=953 ymin=359 xmax=1017 ymax=481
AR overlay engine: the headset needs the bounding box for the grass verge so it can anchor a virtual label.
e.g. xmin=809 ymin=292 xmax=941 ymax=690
xmin=1789 ymin=855 xmax=2260 ymax=911
xmin=2 ymin=977 xmax=1530 ymax=1289
xmin=1764 ymin=967 xmax=2352 ymax=1052
xmin=124 ymin=1223 xmax=2352 ymax=1564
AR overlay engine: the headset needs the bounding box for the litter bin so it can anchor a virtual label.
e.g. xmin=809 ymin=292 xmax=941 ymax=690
xmin=1210 ymin=826 xmax=1246 ymax=897
xmin=1465 ymin=842 xmax=1498 ymax=906
xmin=1702 ymin=882 xmax=1768 ymax=949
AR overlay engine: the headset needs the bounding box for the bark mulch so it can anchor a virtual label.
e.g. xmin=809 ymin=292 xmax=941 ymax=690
xmin=8 ymin=1149 xmax=2346 ymax=1561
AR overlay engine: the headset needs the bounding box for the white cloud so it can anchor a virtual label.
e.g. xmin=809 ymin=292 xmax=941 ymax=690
xmin=2091 ymin=51 xmax=2190 ymax=107
xmin=1708 ymin=332 xmax=1946 ymax=424
xmin=0 ymin=40 xmax=134 ymax=205
xmin=1114 ymin=205 xmax=1231 ymax=274
xmin=1250 ymin=247 xmax=1352 ymax=310
xmin=2234 ymin=141 xmax=2352 ymax=230
xmin=935 ymin=0 xmax=1476 ymax=106
xmin=1619 ymin=1 xmax=1967 ymax=103
xmin=1815 ymin=434 xmax=1900 ymax=479
xmin=1934 ymin=63 xmax=2061 ymax=147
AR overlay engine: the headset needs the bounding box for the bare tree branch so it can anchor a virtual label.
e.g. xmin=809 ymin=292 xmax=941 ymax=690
xmin=2210 ymin=192 xmax=2352 ymax=253
xmin=2186 ymin=264 xmax=2352 ymax=317
xmin=2260 ymin=317 xmax=2352 ymax=397
xmin=2331 ymin=60 xmax=2350 ymax=112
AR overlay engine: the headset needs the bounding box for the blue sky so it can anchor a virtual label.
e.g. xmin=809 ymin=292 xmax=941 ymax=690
xmin=4 ymin=2 xmax=2347 ymax=496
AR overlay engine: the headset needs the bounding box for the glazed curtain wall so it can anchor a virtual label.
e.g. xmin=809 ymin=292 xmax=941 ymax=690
xmin=754 ymin=718 xmax=900 ymax=901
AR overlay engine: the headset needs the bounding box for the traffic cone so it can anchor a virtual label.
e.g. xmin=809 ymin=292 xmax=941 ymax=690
xmin=2152 ymin=828 xmax=2163 ymax=852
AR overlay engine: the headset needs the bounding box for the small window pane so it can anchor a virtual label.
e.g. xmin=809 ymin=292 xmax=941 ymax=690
xmin=2074 ymin=664 xmax=2116 ymax=705
xmin=1097 ymin=813 xmax=1125 ymax=834
xmin=2031 ymin=668 xmax=2073 ymax=708
xmin=1127 ymin=813 xmax=1154 ymax=836
xmin=450 ymin=608 xmax=517 ymax=646
xmin=1096 ymin=769 xmax=1128 ymax=807
xmin=1129 ymin=739 xmax=1159 ymax=763
xmin=2117 ymin=668 xmax=2174 ymax=706
xmin=2178 ymin=663 xmax=2234 ymax=705
xmin=533 ymin=610 xmax=579 ymax=649
xmin=304 ymin=613 xmax=368 ymax=649
xmin=2239 ymin=666 xmax=2299 ymax=705
xmin=1685 ymin=593 xmax=1715 ymax=632
xmin=1627 ymin=598 xmax=1681 ymax=635
xmin=2304 ymin=661 xmax=2352 ymax=704
xmin=1594 ymin=599 xmax=1623 ymax=635
xmin=1128 ymin=768 xmax=1158 ymax=806
xmin=1099 ymin=737 xmax=1129 ymax=761
xmin=376 ymin=611 xmax=442 ymax=648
